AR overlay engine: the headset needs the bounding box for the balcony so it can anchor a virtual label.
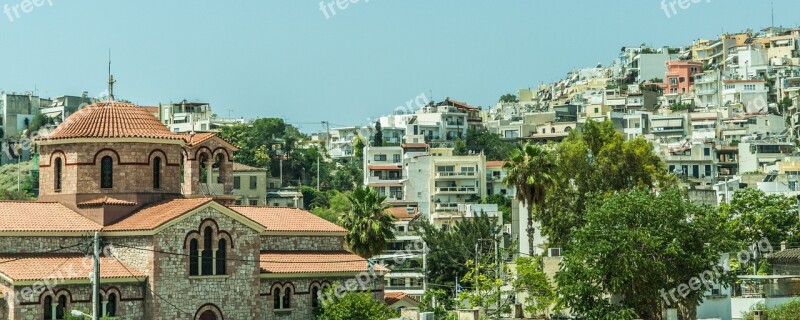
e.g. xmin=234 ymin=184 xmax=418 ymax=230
xmin=435 ymin=171 xmax=477 ymax=179
xmin=367 ymin=176 xmax=403 ymax=184
xmin=435 ymin=203 xmax=459 ymax=212
xmin=434 ymin=186 xmax=478 ymax=194
xmin=445 ymin=121 xmax=465 ymax=127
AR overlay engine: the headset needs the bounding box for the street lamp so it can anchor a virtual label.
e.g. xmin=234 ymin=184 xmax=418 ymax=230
xmin=70 ymin=310 xmax=94 ymax=319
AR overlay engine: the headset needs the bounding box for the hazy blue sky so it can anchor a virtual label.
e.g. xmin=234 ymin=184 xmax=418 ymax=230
xmin=0 ymin=0 xmax=798 ymax=132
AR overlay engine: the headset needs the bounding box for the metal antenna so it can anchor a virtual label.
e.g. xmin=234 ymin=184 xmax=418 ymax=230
xmin=108 ymin=49 xmax=115 ymax=102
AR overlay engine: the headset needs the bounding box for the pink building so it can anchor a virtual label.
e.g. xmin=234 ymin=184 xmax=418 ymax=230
xmin=661 ymin=60 xmax=704 ymax=95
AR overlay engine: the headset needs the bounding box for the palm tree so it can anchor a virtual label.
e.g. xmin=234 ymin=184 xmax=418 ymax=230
xmin=503 ymin=142 xmax=556 ymax=256
xmin=339 ymin=186 xmax=396 ymax=258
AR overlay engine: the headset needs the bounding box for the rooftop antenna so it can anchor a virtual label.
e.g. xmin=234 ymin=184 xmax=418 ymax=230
xmin=107 ymin=49 xmax=115 ymax=102
xmin=771 ymin=1 xmax=774 ymax=31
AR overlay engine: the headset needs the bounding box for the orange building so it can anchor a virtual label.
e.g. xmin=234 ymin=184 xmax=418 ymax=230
xmin=661 ymin=60 xmax=704 ymax=95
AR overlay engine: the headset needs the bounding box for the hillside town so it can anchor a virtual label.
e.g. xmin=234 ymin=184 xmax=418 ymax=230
xmin=3 ymin=13 xmax=800 ymax=320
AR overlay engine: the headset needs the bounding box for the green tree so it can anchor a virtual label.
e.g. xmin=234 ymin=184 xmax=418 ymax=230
xmin=742 ymin=300 xmax=800 ymax=320
xmin=556 ymin=189 xmax=734 ymax=320
xmin=415 ymin=212 xmax=500 ymax=289
xmin=465 ymin=128 xmax=516 ymax=161
xmin=339 ymin=186 xmax=395 ymax=258
xmin=453 ymin=138 xmax=467 ymax=156
xmin=419 ymin=289 xmax=456 ymax=319
xmin=301 ymin=186 xmax=329 ymax=210
xmin=317 ymin=291 xmax=398 ymax=320
xmin=514 ymin=256 xmax=555 ymax=317
xmin=459 ymin=257 xmax=512 ymax=318
xmin=483 ymin=194 xmax=512 ymax=224
xmin=311 ymin=190 xmax=351 ymax=223
xmin=353 ymin=136 xmax=365 ymax=160
xmin=218 ymin=118 xmax=308 ymax=174
xmin=373 ymin=122 xmax=383 ymax=147
xmin=330 ymin=159 xmax=362 ymax=192
xmin=503 ymin=142 xmax=556 ymax=255
xmin=721 ymin=188 xmax=799 ymax=247
xmin=499 ymin=94 xmax=519 ymax=103
xmin=541 ymin=119 xmax=675 ymax=246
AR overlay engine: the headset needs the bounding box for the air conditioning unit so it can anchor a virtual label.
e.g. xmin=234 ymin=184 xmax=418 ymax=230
xmin=549 ymin=248 xmax=562 ymax=257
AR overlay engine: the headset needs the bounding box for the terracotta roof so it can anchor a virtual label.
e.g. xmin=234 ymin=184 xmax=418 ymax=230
xmin=77 ymin=197 xmax=137 ymax=207
xmin=443 ymin=99 xmax=479 ymax=111
xmin=103 ymin=198 xmax=214 ymax=231
xmin=722 ymin=79 xmax=765 ymax=84
xmin=45 ymin=101 xmax=184 ymax=141
xmin=486 ymin=161 xmax=506 ymax=167
xmin=230 ymin=206 xmax=346 ymax=233
xmin=180 ymin=132 xmax=217 ymax=146
xmin=233 ymin=162 xmax=268 ymax=172
xmin=141 ymin=106 xmax=159 ymax=114
xmin=385 ymin=292 xmax=418 ymax=306
xmin=768 ymin=248 xmax=800 ymax=264
xmin=0 ymin=254 xmax=145 ymax=282
xmin=0 ymin=202 xmax=100 ymax=232
xmin=368 ymin=164 xmax=402 ymax=170
xmin=386 ymin=207 xmax=417 ymax=221
xmin=259 ymin=251 xmax=388 ymax=274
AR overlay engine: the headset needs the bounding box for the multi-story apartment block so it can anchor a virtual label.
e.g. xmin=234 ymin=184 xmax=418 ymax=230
xmin=649 ymin=114 xmax=687 ymax=143
xmin=329 ymin=126 xmax=367 ymax=159
xmin=738 ymin=136 xmax=794 ymax=173
xmin=661 ymin=141 xmax=718 ymax=183
xmin=214 ymin=162 xmax=268 ymax=206
xmin=157 ymin=100 xmax=244 ymax=133
xmin=40 ymin=93 xmax=93 ymax=121
xmin=688 ymin=112 xmax=720 ymax=140
xmin=0 ymin=92 xmax=51 ymax=139
xmin=693 ymin=70 xmax=722 ymax=109
xmin=662 ymin=60 xmax=704 ymax=96
xmin=363 ymin=145 xmax=405 ymax=203
xmin=722 ymin=80 xmax=769 ymax=113
xmin=377 ymin=207 xmax=425 ymax=299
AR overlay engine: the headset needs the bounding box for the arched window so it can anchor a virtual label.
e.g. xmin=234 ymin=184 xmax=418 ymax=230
xmin=216 ymin=238 xmax=226 ymax=275
xmin=105 ymin=293 xmax=117 ymax=317
xmin=56 ymin=295 xmax=67 ymax=319
xmin=273 ymin=288 xmax=281 ymax=309
xmin=54 ymin=158 xmax=62 ymax=192
xmin=201 ymin=227 xmax=214 ymax=275
xmin=282 ymin=288 xmax=292 ymax=309
xmin=153 ymin=156 xmax=161 ymax=189
xmin=189 ymin=239 xmax=199 ymax=276
xmin=43 ymin=295 xmax=53 ymax=319
xmin=311 ymin=286 xmax=320 ymax=308
xmin=100 ymin=156 xmax=113 ymax=189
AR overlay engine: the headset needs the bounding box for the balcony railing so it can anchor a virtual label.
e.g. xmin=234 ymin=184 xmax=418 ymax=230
xmin=435 ymin=171 xmax=477 ymax=179
xmin=434 ymin=186 xmax=477 ymax=194
xmin=435 ymin=203 xmax=459 ymax=212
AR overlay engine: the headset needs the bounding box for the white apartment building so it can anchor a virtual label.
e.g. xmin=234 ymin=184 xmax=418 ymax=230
xmin=158 ymin=100 xmax=245 ymax=133
xmin=721 ymin=80 xmax=769 ymax=113
xmin=407 ymin=104 xmax=468 ymax=143
xmin=738 ymin=136 xmax=794 ymax=173
xmin=693 ymin=70 xmax=722 ymax=109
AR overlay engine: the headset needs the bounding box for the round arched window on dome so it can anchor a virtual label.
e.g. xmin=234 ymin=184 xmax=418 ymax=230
xmin=54 ymin=158 xmax=62 ymax=192
xmin=100 ymin=156 xmax=113 ymax=189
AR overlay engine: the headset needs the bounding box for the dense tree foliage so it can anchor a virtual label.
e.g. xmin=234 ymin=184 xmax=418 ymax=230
xmin=415 ymin=212 xmax=500 ymax=289
xmin=317 ymin=291 xmax=398 ymax=320
xmin=742 ymin=300 xmax=800 ymax=320
xmin=721 ymin=188 xmax=800 ymax=245
xmin=499 ymin=94 xmax=519 ymax=103
xmin=556 ymin=189 xmax=734 ymax=320
xmin=464 ymin=128 xmax=516 ymax=161
xmin=541 ymin=119 xmax=676 ymax=246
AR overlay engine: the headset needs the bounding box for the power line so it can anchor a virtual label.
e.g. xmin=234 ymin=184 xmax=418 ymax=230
xmin=113 ymin=256 xmax=194 ymax=317
xmin=0 ymin=241 xmax=89 ymax=266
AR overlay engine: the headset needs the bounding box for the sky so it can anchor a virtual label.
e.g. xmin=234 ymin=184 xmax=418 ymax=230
xmin=0 ymin=0 xmax=798 ymax=133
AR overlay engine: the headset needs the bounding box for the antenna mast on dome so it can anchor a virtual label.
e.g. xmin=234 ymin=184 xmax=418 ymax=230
xmin=107 ymin=49 xmax=115 ymax=102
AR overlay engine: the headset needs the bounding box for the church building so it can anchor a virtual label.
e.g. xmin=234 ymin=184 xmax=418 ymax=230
xmin=0 ymin=101 xmax=384 ymax=319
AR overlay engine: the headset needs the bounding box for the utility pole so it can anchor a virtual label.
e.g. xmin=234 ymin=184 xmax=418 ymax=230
xmin=495 ymin=238 xmax=500 ymax=320
xmin=92 ymin=231 xmax=100 ymax=320
xmin=316 ymin=156 xmax=320 ymax=191
xmin=422 ymin=241 xmax=428 ymax=292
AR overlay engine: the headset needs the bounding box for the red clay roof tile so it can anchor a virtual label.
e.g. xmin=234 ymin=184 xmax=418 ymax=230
xmin=0 ymin=202 xmax=100 ymax=232
xmin=45 ymin=101 xmax=183 ymax=141
xmin=259 ymin=251 xmax=388 ymax=274
xmin=0 ymin=254 xmax=145 ymax=282
xmin=230 ymin=206 xmax=346 ymax=233
xmin=102 ymin=198 xmax=214 ymax=231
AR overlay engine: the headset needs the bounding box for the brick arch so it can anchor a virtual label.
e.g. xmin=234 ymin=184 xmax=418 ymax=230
xmin=194 ymin=303 xmax=224 ymax=320
xmin=92 ymin=148 xmax=121 ymax=164
xmin=148 ymin=149 xmax=169 ymax=164
xmin=101 ymin=286 xmax=122 ymax=300
xmin=211 ymin=147 xmax=232 ymax=162
xmin=193 ymin=147 xmax=214 ymax=162
xmin=46 ymin=150 xmax=67 ymax=167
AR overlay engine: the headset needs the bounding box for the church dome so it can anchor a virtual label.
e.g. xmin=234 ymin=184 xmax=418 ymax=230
xmin=45 ymin=101 xmax=182 ymax=141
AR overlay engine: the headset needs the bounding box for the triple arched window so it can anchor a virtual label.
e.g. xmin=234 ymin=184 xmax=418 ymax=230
xmin=186 ymin=220 xmax=231 ymax=276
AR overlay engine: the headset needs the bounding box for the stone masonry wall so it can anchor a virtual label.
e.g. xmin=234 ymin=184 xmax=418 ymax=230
xmin=10 ymin=282 xmax=144 ymax=320
xmin=150 ymin=207 xmax=261 ymax=319
xmin=261 ymin=236 xmax=344 ymax=251
xmin=0 ymin=236 xmax=87 ymax=254
xmin=39 ymin=142 xmax=183 ymax=196
xmin=260 ymin=276 xmax=385 ymax=320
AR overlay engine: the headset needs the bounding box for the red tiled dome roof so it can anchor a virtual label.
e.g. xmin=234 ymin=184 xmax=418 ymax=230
xmin=45 ymin=101 xmax=183 ymax=141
